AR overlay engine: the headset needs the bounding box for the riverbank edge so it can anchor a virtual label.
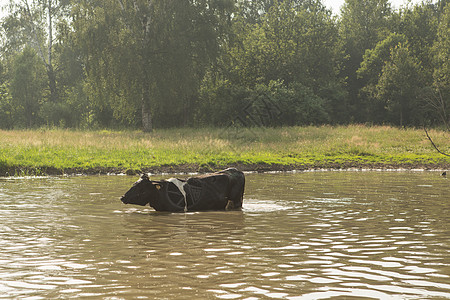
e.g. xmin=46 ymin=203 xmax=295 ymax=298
xmin=1 ymin=161 xmax=448 ymax=177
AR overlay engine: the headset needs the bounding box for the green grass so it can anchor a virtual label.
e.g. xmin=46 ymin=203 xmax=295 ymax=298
xmin=0 ymin=125 xmax=449 ymax=176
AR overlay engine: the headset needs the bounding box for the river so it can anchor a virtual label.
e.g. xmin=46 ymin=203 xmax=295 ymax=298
xmin=0 ymin=171 xmax=449 ymax=299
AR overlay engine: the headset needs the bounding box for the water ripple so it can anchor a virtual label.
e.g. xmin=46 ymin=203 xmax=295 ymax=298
xmin=0 ymin=172 xmax=449 ymax=299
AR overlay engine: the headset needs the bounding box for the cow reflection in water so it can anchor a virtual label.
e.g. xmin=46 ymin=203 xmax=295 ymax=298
xmin=121 ymin=168 xmax=245 ymax=212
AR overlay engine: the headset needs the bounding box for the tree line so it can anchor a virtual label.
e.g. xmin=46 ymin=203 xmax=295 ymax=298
xmin=0 ymin=0 xmax=448 ymax=131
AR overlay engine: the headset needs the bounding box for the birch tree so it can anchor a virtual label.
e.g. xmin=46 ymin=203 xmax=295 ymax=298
xmin=72 ymin=0 xmax=232 ymax=131
xmin=1 ymin=0 xmax=69 ymax=104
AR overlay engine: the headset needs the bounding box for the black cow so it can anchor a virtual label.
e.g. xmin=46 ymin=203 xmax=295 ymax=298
xmin=121 ymin=168 xmax=245 ymax=212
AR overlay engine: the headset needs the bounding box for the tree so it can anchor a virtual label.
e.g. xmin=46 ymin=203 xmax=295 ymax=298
xmin=224 ymin=0 xmax=338 ymax=88
xmin=431 ymin=1 xmax=450 ymax=127
xmin=236 ymin=0 xmax=275 ymax=24
xmin=357 ymin=33 xmax=408 ymax=122
xmin=375 ymin=43 xmax=424 ymax=126
xmin=1 ymin=0 xmax=70 ymax=105
xmin=71 ymin=0 xmax=232 ymax=131
xmin=9 ymin=46 xmax=46 ymax=128
xmin=339 ymin=0 xmax=391 ymax=121
xmin=212 ymin=0 xmax=342 ymax=124
xmin=433 ymin=2 xmax=450 ymax=105
xmin=392 ymin=1 xmax=441 ymax=86
xmin=358 ymin=33 xmax=408 ymax=86
xmin=0 ymin=60 xmax=14 ymax=128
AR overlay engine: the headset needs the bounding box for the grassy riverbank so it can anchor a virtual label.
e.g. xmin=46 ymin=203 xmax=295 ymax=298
xmin=1 ymin=125 xmax=449 ymax=176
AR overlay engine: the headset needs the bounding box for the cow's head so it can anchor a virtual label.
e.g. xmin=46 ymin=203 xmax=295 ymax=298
xmin=121 ymin=174 xmax=159 ymax=206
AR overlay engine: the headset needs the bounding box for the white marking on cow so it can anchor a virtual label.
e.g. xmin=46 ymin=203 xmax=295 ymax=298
xmin=168 ymin=178 xmax=188 ymax=212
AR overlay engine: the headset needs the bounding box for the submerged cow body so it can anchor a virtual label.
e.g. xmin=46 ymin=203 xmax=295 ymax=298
xmin=121 ymin=168 xmax=245 ymax=212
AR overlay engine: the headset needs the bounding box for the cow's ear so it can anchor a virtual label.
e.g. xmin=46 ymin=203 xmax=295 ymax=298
xmin=141 ymin=173 xmax=150 ymax=181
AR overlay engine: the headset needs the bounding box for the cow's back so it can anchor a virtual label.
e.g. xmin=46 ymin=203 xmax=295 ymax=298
xmin=186 ymin=174 xmax=229 ymax=210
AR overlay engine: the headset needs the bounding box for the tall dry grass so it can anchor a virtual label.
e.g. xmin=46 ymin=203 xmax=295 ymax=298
xmin=1 ymin=126 xmax=449 ymax=174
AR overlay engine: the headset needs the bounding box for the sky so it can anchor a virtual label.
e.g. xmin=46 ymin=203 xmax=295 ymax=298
xmin=0 ymin=0 xmax=8 ymax=19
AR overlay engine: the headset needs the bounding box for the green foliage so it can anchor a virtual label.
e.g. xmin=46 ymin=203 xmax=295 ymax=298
xmin=433 ymin=2 xmax=450 ymax=93
xmin=357 ymin=33 xmax=409 ymax=122
xmin=196 ymin=79 xmax=250 ymax=126
xmin=358 ymin=33 xmax=408 ymax=85
xmin=223 ymin=0 xmax=338 ymax=91
xmin=375 ymin=43 xmax=425 ymax=126
xmin=0 ymin=82 xmax=14 ymax=129
xmin=429 ymin=2 xmax=450 ymax=128
xmin=258 ymin=81 xmax=330 ymax=126
xmin=39 ymin=102 xmax=74 ymax=128
xmin=0 ymin=60 xmax=13 ymax=128
xmin=9 ymin=46 xmax=46 ymax=128
xmin=340 ymin=0 xmax=392 ymax=62
xmin=69 ymin=0 xmax=233 ymax=130
xmin=196 ymin=80 xmax=329 ymax=126
xmin=339 ymin=0 xmax=392 ymax=121
xmin=199 ymin=0 xmax=338 ymax=126
xmin=0 ymin=0 xmax=448 ymax=130
xmin=392 ymin=1 xmax=440 ymax=75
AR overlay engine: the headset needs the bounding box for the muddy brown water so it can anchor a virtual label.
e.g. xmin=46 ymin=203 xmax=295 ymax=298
xmin=0 ymin=171 xmax=449 ymax=299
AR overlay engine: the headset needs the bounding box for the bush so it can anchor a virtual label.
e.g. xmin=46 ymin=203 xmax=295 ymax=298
xmin=40 ymin=102 xmax=76 ymax=128
xmin=196 ymin=80 xmax=330 ymax=127
xmin=195 ymin=80 xmax=251 ymax=126
xmin=275 ymin=82 xmax=330 ymax=125
xmin=0 ymin=83 xmax=14 ymax=129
